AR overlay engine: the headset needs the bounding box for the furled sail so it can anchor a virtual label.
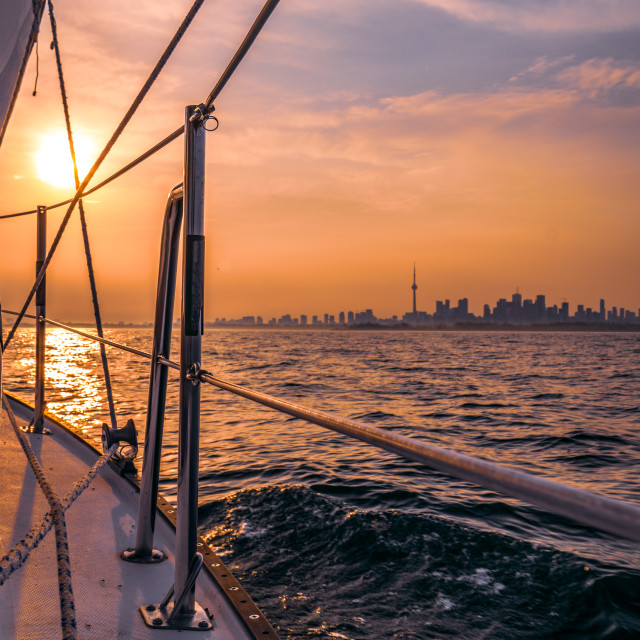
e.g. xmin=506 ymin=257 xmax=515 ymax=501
xmin=0 ymin=0 xmax=43 ymax=147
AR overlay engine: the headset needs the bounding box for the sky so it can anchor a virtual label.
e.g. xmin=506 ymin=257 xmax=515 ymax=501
xmin=1 ymin=0 xmax=639 ymax=322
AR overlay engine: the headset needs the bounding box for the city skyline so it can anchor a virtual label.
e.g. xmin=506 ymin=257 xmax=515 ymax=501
xmin=213 ymin=268 xmax=640 ymax=326
xmin=0 ymin=1 xmax=639 ymax=322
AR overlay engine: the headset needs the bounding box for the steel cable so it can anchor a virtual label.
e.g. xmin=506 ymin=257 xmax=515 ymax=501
xmin=1 ymin=0 xmax=208 ymax=352
xmin=48 ymin=0 xmax=117 ymax=430
xmin=0 ymin=0 xmax=283 ymax=221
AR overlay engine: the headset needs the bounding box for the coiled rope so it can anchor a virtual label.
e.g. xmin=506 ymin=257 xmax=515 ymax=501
xmin=0 ymin=394 xmax=118 ymax=639
xmin=47 ymin=0 xmax=117 ymax=430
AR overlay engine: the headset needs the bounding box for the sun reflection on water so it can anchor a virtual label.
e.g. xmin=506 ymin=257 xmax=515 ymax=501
xmin=43 ymin=328 xmax=105 ymax=434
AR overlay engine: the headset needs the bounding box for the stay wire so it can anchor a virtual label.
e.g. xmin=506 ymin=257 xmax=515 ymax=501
xmin=48 ymin=0 xmax=117 ymax=430
xmin=2 ymin=0 xmax=208 ymax=352
xmin=32 ymin=37 xmax=39 ymax=96
xmin=0 ymin=0 xmax=283 ymax=221
xmin=0 ymin=128 xmax=184 ymax=221
xmin=203 ymin=0 xmax=281 ymax=112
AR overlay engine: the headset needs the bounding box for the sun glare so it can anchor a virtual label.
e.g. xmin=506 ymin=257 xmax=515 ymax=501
xmin=36 ymin=131 xmax=93 ymax=188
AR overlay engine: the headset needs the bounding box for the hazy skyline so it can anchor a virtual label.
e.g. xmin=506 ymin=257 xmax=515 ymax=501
xmin=1 ymin=0 xmax=639 ymax=321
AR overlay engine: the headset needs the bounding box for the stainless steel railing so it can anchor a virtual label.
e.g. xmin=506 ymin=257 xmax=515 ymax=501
xmin=5 ymin=301 xmax=640 ymax=546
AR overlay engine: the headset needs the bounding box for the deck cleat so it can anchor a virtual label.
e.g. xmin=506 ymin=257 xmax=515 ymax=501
xmin=101 ymin=418 xmax=138 ymax=474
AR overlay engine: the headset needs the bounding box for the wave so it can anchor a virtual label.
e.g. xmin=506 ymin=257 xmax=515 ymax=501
xmin=199 ymin=485 xmax=640 ymax=640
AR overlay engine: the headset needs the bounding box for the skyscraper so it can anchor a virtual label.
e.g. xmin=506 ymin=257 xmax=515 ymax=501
xmin=412 ymin=263 xmax=417 ymax=315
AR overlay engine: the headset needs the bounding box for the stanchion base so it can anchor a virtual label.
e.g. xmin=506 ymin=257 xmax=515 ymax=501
xmin=121 ymin=548 xmax=166 ymax=564
xmin=140 ymin=601 xmax=212 ymax=630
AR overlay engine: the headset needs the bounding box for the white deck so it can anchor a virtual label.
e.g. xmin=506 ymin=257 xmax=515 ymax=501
xmin=0 ymin=396 xmax=274 ymax=640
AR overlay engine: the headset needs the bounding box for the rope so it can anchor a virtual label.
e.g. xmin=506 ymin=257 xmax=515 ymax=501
xmin=2 ymin=394 xmax=76 ymax=639
xmin=31 ymin=36 xmax=39 ymax=96
xmin=1 ymin=0 xmax=207 ymax=352
xmin=0 ymin=0 xmax=283 ymax=221
xmin=203 ymin=0 xmax=281 ymax=114
xmin=0 ymin=130 xmax=184 ymax=221
xmin=0 ymin=402 xmax=118 ymax=586
xmin=48 ymin=0 xmax=117 ymax=430
xmin=78 ymin=207 xmax=117 ymax=429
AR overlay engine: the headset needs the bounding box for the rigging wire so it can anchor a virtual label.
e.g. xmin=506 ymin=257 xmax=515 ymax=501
xmin=2 ymin=0 xmax=282 ymax=352
xmin=0 ymin=128 xmax=184 ymax=221
xmin=31 ymin=36 xmax=39 ymax=96
xmin=0 ymin=0 xmax=283 ymax=222
xmin=47 ymin=0 xmax=117 ymax=430
xmin=1 ymin=0 xmax=208 ymax=352
xmin=203 ymin=0 xmax=280 ymax=114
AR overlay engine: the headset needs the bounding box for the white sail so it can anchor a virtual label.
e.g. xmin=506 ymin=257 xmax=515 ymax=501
xmin=0 ymin=0 xmax=37 ymax=141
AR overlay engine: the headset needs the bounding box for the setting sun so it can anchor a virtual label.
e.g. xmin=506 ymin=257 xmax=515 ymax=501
xmin=36 ymin=131 xmax=93 ymax=188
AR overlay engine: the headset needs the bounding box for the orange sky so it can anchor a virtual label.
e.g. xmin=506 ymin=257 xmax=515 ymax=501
xmin=1 ymin=0 xmax=640 ymax=322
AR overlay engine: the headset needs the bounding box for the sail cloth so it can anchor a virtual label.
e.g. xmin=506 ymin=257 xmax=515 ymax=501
xmin=0 ymin=0 xmax=42 ymax=146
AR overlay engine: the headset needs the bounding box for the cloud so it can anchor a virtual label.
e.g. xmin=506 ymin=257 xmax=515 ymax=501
xmin=509 ymin=55 xmax=576 ymax=82
xmin=555 ymin=58 xmax=640 ymax=98
xmin=411 ymin=0 xmax=640 ymax=32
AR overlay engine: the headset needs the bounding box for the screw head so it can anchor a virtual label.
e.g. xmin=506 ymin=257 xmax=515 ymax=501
xmin=198 ymin=620 xmax=209 ymax=628
xmin=152 ymin=617 xmax=163 ymax=626
xmin=146 ymin=604 xmax=156 ymax=611
xmin=152 ymin=553 xmax=161 ymax=560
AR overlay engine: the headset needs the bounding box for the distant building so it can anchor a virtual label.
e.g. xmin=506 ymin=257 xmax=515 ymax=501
xmin=403 ymin=265 xmax=429 ymax=324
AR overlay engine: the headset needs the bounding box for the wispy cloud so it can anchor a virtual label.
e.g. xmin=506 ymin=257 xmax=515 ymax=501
xmin=412 ymin=0 xmax=640 ymax=32
xmin=509 ymin=55 xmax=576 ymax=82
xmin=556 ymin=58 xmax=640 ymax=98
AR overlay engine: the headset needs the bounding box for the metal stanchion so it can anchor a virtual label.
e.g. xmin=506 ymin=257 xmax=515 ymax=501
xmin=122 ymin=186 xmax=183 ymax=565
xmin=141 ymin=106 xmax=209 ymax=630
xmin=33 ymin=205 xmax=47 ymax=433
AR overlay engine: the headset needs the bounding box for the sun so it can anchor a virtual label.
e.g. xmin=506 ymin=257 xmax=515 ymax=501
xmin=36 ymin=131 xmax=94 ymax=188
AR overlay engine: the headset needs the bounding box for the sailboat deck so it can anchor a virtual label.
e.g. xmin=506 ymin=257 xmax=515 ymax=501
xmin=0 ymin=398 xmax=267 ymax=640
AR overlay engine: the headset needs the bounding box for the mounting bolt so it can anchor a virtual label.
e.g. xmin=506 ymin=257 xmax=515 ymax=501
xmin=198 ymin=620 xmax=209 ymax=628
xmin=146 ymin=605 xmax=156 ymax=611
xmin=152 ymin=617 xmax=163 ymax=626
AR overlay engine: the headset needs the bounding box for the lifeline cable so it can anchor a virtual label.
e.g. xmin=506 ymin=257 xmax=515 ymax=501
xmin=1 ymin=0 xmax=208 ymax=352
xmin=48 ymin=0 xmax=117 ymax=430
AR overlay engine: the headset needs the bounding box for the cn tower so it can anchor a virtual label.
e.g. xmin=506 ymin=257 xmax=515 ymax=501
xmin=412 ymin=263 xmax=417 ymax=314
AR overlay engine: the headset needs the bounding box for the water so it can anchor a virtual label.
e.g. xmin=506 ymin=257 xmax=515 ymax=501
xmin=3 ymin=328 xmax=640 ymax=638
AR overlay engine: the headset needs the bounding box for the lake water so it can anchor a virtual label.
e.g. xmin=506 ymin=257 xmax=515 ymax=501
xmin=3 ymin=328 xmax=640 ymax=639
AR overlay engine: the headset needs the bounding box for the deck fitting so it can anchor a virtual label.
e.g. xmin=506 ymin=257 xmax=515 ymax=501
xmin=121 ymin=547 xmax=167 ymax=564
xmin=140 ymin=601 xmax=213 ymax=631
